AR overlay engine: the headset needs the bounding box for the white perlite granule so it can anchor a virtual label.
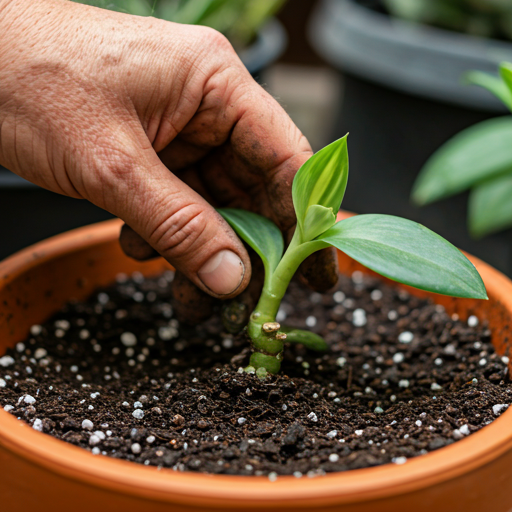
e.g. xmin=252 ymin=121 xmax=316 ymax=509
xmin=89 ymin=435 xmax=101 ymax=446
xmin=336 ymin=357 xmax=347 ymax=367
xmin=82 ymin=419 xmax=94 ymax=430
xmin=32 ymin=419 xmax=43 ymax=432
xmin=34 ymin=348 xmax=47 ymax=359
xmin=307 ymin=412 xmax=318 ymax=422
xmin=132 ymin=409 xmax=144 ymax=419
xmin=30 ymin=325 xmax=43 ymax=336
xmin=370 ymin=289 xmax=383 ymax=301
xmin=120 ymin=332 xmax=137 ymax=347
xmin=393 ymin=353 xmax=404 ymax=364
xmin=467 ymin=315 xmax=479 ymax=327
xmin=305 ymin=316 xmax=317 ymax=328
xmin=493 ymin=404 xmax=508 ymax=416
xmin=0 ymin=356 xmax=15 ymax=367
xmin=352 ymin=309 xmax=367 ymax=327
xmin=398 ymin=331 xmax=413 ymax=344
xmin=459 ymin=424 xmax=470 ymax=435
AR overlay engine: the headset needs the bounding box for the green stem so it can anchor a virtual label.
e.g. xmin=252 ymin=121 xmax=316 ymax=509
xmin=246 ymin=238 xmax=328 ymax=373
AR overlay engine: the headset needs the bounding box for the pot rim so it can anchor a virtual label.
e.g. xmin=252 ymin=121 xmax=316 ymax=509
xmin=1 ymin=217 xmax=512 ymax=508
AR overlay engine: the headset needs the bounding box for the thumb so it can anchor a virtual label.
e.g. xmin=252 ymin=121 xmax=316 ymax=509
xmin=103 ymin=153 xmax=251 ymax=299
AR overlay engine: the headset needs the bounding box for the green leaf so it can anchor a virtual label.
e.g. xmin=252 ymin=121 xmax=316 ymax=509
xmin=218 ymin=208 xmax=284 ymax=287
xmin=172 ymin=0 xmax=230 ymax=26
xmin=466 ymin=70 xmax=512 ymax=111
xmin=412 ymin=116 xmax=512 ymax=205
xmin=84 ymin=0 xmax=153 ymax=15
xmin=318 ymin=214 xmax=487 ymax=299
xmin=469 ymin=172 xmax=512 ymax=238
xmin=500 ymin=62 xmax=512 ymax=96
xmin=382 ymin=0 xmax=433 ymax=21
xmin=227 ymin=0 xmax=287 ymax=46
xmin=292 ymin=135 xmax=349 ymax=242
xmin=302 ymin=205 xmax=337 ymax=241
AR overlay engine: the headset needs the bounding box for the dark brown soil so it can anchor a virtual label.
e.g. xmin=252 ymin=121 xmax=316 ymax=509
xmin=0 ymin=270 xmax=510 ymax=478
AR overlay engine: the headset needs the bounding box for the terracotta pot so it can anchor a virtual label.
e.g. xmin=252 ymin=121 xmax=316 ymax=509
xmin=1 ymin=214 xmax=512 ymax=512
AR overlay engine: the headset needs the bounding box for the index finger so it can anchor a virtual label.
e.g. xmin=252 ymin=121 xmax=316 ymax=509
xmin=228 ymin=85 xmax=313 ymax=232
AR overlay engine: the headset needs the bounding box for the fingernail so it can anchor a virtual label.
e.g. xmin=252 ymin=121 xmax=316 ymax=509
xmin=198 ymin=250 xmax=245 ymax=296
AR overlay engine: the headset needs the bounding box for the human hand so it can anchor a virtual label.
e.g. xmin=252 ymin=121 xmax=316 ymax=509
xmin=0 ymin=0 xmax=338 ymax=312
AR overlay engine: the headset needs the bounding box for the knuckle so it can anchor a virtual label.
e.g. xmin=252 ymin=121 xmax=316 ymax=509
xmin=197 ymin=26 xmax=233 ymax=54
xmin=87 ymin=138 xmax=138 ymax=195
xmin=98 ymin=146 xmax=137 ymax=182
xmin=149 ymin=204 xmax=210 ymax=261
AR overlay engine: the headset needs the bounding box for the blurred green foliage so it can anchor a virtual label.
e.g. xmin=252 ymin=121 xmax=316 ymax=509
xmin=384 ymin=0 xmax=512 ymax=40
xmin=72 ymin=0 xmax=286 ymax=48
xmin=412 ymin=62 xmax=512 ymax=239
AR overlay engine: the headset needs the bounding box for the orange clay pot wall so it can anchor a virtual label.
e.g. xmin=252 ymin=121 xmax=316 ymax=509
xmin=1 ymin=215 xmax=512 ymax=512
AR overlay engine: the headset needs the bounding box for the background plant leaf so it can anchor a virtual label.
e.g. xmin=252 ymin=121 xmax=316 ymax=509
xmin=500 ymin=62 xmax=512 ymax=96
xmin=292 ymin=135 xmax=348 ymax=242
xmin=469 ymin=172 xmax=512 ymax=238
xmin=218 ymin=208 xmax=284 ymax=286
xmin=74 ymin=0 xmax=153 ymax=14
xmin=466 ymin=70 xmax=512 ymax=111
xmin=318 ymin=214 xmax=487 ymax=299
xmin=412 ymin=116 xmax=512 ymax=205
xmin=167 ymin=0 xmax=225 ymax=25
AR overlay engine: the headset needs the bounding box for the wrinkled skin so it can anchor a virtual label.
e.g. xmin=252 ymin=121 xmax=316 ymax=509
xmin=0 ymin=0 xmax=338 ymax=322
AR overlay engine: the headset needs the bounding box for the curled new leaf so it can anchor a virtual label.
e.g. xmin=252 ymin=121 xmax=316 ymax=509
xmin=302 ymin=205 xmax=337 ymax=242
xmin=292 ymin=135 xmax=349 ymax=242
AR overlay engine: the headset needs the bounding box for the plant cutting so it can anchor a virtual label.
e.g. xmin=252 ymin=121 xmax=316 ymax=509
xmin=218 ymin=135 xmax=487 ymax=375
xmin=413 ymin=62 xmax=512 ymax=239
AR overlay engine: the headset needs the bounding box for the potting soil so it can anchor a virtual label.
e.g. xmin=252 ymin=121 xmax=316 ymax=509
xmin=0 ymin=270 xmax=510 ymax=477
